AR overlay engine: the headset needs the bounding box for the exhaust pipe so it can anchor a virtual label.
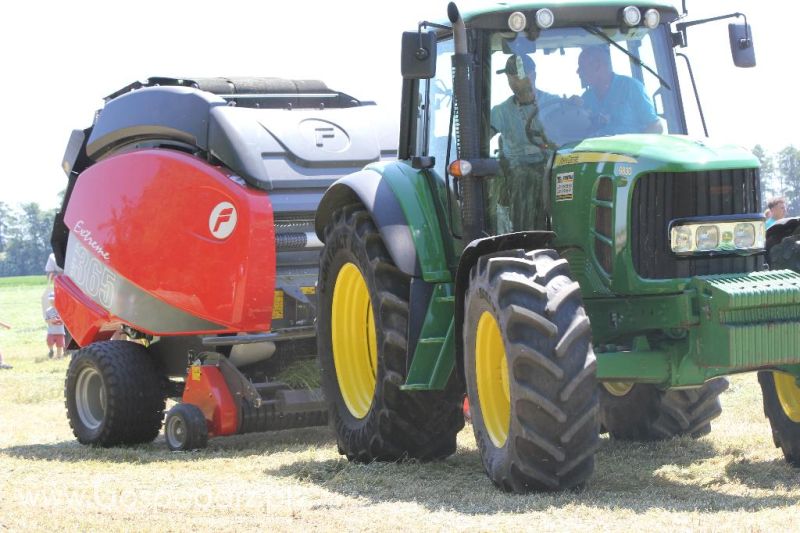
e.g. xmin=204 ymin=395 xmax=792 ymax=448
xmin=448 ymin=2 xmax=485 ymax=243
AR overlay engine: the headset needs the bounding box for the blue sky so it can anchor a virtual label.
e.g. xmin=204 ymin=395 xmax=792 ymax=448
xmin=0 ymin=0 xmax=793 ymax=209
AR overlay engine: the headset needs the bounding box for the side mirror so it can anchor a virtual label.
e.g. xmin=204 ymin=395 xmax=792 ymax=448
xmin=401 ymin=31 xmax=437 ymax=79
xmin=728 ymin=23 xmax=756 ymax=68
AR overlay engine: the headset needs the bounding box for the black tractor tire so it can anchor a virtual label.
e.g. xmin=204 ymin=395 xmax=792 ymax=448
xmin=599 ymin=378 xmax=728 ymax=441
xmin=317 ymin=204 xmax=464 ymax=462
xmin=65 ymin=340 xmax=166 ymax=446
xmin=164 ymin=403 xmax=209 ymax=451
xmin=767 ymin=223 xmax=800 ymax=270
xmin=758 ymin=371 xmax=800 ymax=466
xmin=464 ymin=249 xmax=599 ymax=492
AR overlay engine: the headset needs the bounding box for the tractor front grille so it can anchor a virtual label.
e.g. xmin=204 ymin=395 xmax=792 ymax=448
xmin=630 ymin=168 xmax=763 ymax=279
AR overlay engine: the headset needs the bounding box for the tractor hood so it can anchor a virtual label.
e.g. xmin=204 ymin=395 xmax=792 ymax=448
xmin=559 ymin=134 xmax=759 ymax=172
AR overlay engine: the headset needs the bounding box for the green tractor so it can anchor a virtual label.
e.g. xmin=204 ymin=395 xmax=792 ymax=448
xmin=314 ymin=1 xmax=800 ymax=492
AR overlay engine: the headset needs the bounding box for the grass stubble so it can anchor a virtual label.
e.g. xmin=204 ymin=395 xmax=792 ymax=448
xmin=1 ymin=276 xmax=799 ymax=531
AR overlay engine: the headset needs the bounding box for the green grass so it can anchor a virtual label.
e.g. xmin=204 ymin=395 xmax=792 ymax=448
xmin=1 ymin=277 xmax=799 ymax=531
xmin=0 ymin=274 xmax=48 ymax=287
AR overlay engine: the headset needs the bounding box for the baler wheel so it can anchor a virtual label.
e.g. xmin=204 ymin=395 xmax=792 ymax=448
xmin=758 ymin=371 xmax=800 ymax=466
xmin=317 ymin=203 xmax=464 ymax=462
xmin=165 ymin=403 xmax=209 ymax=451
xmin=464 ymin=249 xmax=599 ymax=492
xmin=65 ymin=340 xmax=165 ymax=446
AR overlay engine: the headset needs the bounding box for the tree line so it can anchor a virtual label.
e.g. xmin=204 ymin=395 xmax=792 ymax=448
xmin=753 ymin=144 xmax=800 ymax=211
xmin=0 ymin=202 xmax=56 ymax=277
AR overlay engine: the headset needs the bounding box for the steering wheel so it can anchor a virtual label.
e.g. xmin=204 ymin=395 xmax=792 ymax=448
xmin=537 ymin=98 xmax=595 ymax=146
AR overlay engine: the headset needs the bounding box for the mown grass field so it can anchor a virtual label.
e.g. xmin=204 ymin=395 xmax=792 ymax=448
xmin=1 ymin=275 xmax=799 ymax=531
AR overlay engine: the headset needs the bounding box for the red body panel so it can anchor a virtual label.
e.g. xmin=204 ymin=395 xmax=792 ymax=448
xmin=59 ymin=149 xmax=275 ymax=343
xmin=182 ymin=365 xmax=239 ymax=436
xmin=54 ymin=275 xmax=117 ymax=346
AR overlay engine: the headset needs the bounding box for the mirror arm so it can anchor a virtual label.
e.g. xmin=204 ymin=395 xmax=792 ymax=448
xmin=675 ymin=12 xmax=747 ymax=47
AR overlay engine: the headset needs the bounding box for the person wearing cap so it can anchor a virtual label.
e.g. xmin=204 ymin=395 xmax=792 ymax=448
xmin=575 ymin=45 xmax=662 ymax=136
xmin=490 ymin=54 xmax=559 ymax=232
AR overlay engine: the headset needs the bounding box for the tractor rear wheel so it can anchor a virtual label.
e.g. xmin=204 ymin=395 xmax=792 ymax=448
xmin=464 ymin=249 xmax=599 ymax=492
xmin=317 ymin=204 xmax=464 ymax=462
xmin=65 ymin=340 xmax=165 ymax=446
xmin=758 ymin=371 xmax=800 ymax=466
xmin=599 ymin=378 xmax=728 ymax=441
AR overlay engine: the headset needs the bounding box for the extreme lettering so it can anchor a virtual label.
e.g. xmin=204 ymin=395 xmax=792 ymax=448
xmin=73 ymin=220 xmax=111 ymax=261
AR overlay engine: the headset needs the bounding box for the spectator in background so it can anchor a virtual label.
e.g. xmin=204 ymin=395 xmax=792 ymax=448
xmin=766 ymin=197 xmax=787 ymax=229
xmin=44 ymin=252 xmax=63 ymax=283
xmin=45 ymin=294 xmax=66 ymax=359
xmin=0 ymin=319 xmax=12 ymax=369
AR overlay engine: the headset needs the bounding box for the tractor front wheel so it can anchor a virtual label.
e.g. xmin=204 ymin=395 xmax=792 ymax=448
xmin=317 ymin=204 xmax=464 ymax=462
xmin=464 ymin=249 xmax=599 ymax=492
xmin=759 ymin=371 xmax=800 ymax=466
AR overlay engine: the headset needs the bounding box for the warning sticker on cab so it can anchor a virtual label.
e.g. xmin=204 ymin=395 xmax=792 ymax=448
xmin=555 ymin=172 xmax=575 ymax=202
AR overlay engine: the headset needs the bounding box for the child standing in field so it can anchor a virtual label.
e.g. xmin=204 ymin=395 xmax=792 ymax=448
xmin=0 ymin=319 xmax=12 ymax=369
xmin=44 ymin=294 xmax=66 ymax=359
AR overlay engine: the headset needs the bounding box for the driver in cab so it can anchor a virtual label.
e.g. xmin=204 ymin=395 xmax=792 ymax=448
xmin=491 ymin=54 xmax=559 ymax=164
xmin=574 ymin=45 xmax=663 ymax=135
xmin=489 ymin=54 xmax=558 ymax=232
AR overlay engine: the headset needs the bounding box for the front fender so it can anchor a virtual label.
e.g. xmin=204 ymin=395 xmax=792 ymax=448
xmin=315 ymin=162 xmax=452 ymax=282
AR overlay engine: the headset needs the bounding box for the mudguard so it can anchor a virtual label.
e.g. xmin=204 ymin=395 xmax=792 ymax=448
xmin=315 ymin=161 xmax=453 ymax=282
xmin=55 ymin=148 xmax=275 ymax=346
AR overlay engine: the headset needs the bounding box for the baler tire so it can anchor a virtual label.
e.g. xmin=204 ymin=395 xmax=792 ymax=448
xmin=464 ymin=249 xmax=599 ymax=492
xmin=317 ymin=203 xmax=464 ymax=462
xmin=65 ymin=340 xmax=165 ymax=446
xmin=758 ymin=371 xmax=800 ymax=466
xmin=599 ymin=378 xmax=728 ymax=441
xmin=165 ymin=403 xmax=209 ymax=451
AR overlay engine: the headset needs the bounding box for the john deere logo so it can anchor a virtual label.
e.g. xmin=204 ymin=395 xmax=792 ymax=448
xmin=299 ymin=119 xmax=350 ymax=153
xmin=209 ymin=202 xmax=237 ymax=239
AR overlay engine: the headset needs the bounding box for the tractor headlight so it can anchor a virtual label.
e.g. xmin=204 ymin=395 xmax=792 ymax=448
xmin=670 ymin=217 xmax=766 ymax=256
xmin=643 ymin=9 xmax=660 ymax=29
xmin=622 ymin=6 xmax=641 ymax=26
xmin=695 ymin=225 xmax=719 ymax=251
xmin=508 ymin=11 xmax=527 ymax=32
xmin=535 ymin=8 xmax=554 ymax=29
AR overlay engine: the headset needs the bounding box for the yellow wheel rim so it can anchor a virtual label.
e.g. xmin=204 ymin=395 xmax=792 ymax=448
xmin=774 ymin=372 xmax=800 ymax=423
xmin=603 ymin=381 xmax=634 ymax=397
xmin=331 ymin=263 xmax=378 ymax=419
xmin=475 ymin=311 xmax=510 ymax=448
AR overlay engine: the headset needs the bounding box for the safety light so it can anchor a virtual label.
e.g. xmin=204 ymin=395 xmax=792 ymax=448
xmin=508 ymin=11 xmax=527 ymax=32
xmin=448 ymin=159 xmax=472 ymax=177
xmin=643 ymin=8 xmax=660 ymax=29
xmin=535 ymin=8 xmax=554 ymax=29
xmin=670 ymin=218 xmax=766 ymax=256
xmin=622 ymin=6 xmax=641 ymax=26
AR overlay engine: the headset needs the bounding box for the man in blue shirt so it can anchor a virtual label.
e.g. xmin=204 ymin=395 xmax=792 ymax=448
xmin=576 ymin=46 xmax=663 ymax=136
xmin=766 ymin=196 xmax=787 ymax=228
xmin=490 ymin=54 xmax=560 ymax=232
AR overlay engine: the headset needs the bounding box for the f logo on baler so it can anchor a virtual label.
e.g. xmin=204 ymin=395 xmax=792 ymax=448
xmin=209 ymin=202 xmax=238 ymax=239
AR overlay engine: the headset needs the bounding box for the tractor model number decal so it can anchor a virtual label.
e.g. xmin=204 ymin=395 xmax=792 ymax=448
xmin=556 ymin=172 xmax=575 ymax=202
xmin=209 ymin=202 xmax=238 ymax=240
xmin=66 ymin=241 xmax=117 ymax=309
